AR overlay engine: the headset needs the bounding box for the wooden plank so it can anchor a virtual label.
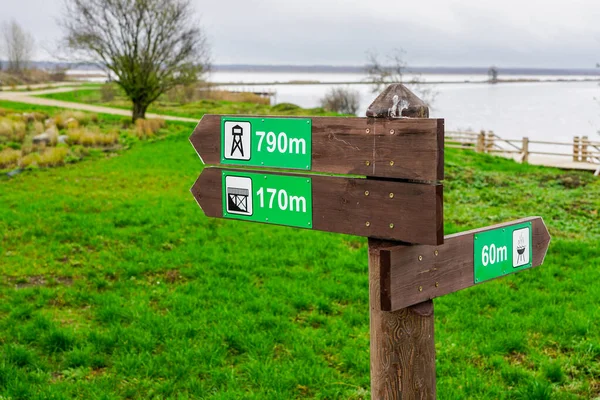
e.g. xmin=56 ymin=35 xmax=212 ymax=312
xmin=379 ymin=217 xmax=551 ymax=311
xmin=189 ymin=115 xmax=444 ymax=182
xmin=191 ymin=167 xmax=443 ymax=245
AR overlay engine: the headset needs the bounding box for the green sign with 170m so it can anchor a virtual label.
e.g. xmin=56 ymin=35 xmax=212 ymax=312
xmin=220 ymin=116 xmax=312 ymax=170
xmin=474 ymin=221 xmax=533 ymax=283
xmin=221 ymin=170 xmax=313 ymax=229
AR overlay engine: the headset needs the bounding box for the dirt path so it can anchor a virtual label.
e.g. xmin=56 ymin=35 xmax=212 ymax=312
xmin=0 ymin=87 xmax=198 ymax=123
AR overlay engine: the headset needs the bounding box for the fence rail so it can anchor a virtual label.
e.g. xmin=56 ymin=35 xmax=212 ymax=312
xmin=445 ymin=131 xmax=600 ymax=176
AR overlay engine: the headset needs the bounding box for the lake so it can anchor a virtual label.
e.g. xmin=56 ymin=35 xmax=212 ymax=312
xmin=212 ymin=71 xmax=600 ymax=153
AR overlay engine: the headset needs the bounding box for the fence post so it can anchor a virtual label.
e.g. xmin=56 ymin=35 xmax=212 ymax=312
xmin=573 ymin=136 xmax=580 ymax=162
xmin=476 ymin=131 xmax=485 ymax=153
xmin=582 ymin=136 xmax=589 ymax=162
xmin=366 ymin=84 xmax=436 ymax=399
xmin=522 ymin=137 xmax=529 ymax=164
xmin=486 ymin=131 xmax=495 ymax=154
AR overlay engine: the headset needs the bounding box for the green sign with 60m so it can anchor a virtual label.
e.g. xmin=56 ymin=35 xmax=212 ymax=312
xmin=221 ymin=170 xmax=313 ymax=229
xmin=474 ymin=221 xmax=533 ymax=283
xmin=220 ymin=117 xmax=312 ymax=170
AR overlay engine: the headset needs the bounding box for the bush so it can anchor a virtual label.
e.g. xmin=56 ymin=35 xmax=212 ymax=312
xmin=54 ymin=111 xmax=97 ymax=129
xmin=320 ymin=87 xmax=360 ymax=115
xmin=67 ymin=128 xmax=119 ymax=147
xmin=0 ymin=148 xmax=21 ymax=169
xmin=38 ymin=147 xmax=69 ymax=167
xmin=135 ymin=118 xmax=166 ymax=138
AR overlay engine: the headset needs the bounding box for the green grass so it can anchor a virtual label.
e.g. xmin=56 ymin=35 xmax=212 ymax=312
xmin=0 ymin=101 xmax=599 ymax=399
xmin=38 ymin=87 xmax=343 ymax=119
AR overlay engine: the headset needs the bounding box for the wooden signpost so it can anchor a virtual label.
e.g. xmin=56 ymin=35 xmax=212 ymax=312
xmin=189 ymin=84 xmax=551 ymax=399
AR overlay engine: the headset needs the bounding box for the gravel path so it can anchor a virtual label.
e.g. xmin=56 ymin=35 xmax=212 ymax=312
xmin=0 ymin=87 xmax=198 ymax=123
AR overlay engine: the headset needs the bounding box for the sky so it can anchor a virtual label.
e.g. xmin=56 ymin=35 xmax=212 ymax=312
xmin=2 ymin=0 xmax=600 ymax=68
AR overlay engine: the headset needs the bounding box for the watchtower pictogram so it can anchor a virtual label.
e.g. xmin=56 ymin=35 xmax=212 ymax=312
xmin=230 ymin=125 xmax=244 ymax=157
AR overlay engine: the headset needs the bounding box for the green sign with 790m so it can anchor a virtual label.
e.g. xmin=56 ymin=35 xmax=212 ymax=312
xmin=474 ymin=221 xmax=533 ymax=283
xmin=222 ymin=170 xmax=313 ymax=229
xmin=221 ymin=117 xmax=312 ymax=170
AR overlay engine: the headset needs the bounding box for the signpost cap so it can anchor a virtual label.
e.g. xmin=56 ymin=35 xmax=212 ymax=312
xmin=366 ymin=83 xmax=429 ymax=118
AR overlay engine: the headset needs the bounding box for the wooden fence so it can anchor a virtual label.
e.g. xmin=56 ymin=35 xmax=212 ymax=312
xmin=446 ymin=130 xmax=600 ymax=175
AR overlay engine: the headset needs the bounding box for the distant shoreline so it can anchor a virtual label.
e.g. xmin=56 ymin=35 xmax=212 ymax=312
xmin=211 ymin=78 xmax=600 ymax=86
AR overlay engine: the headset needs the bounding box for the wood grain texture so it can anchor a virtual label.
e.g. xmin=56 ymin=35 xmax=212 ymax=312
xmin=190 ymin=167 xmax=443 ymax=245
xmin=189 ymin=114 xmax=444 ymax=181
xmin=367 ymin=85 xmax=436 ymax=400
xmin=369 ymin=239 xmax=436 ymax=400
xmin=379 ymin=217 xmax=551 ymax=312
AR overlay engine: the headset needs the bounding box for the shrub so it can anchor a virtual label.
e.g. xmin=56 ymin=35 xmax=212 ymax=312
xmin=67 ymin=128 xmax=119 ymax=147
xmin=33 ymin=121 xmax=45 ymax=134
xmin=54 ymin=111 xmax=96 ymax=129
xmin=0 ymin=120 xmax=12 ymax=138
xmin=0 ymin=119 xmax=26 ymax=142
xmin=0 ymin=148 xmax=21 ymax=169
xmin=38 ymin=147 xmax=69 ymax=167
xmin=320 ymin=87 xmax=360 ymax=115
xmin=20 ymin=153 xmax=39 ymax=168
xmin=135 ymin=118 xmax=166 ymax=138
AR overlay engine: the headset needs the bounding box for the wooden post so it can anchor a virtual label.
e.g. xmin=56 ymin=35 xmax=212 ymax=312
xmin=582 ymin=136 xmax=589 ymax=162
xmin=522 ymin=137 xmax=529 ymax=164
xmin=485 ymin=131 xmax=495 ymax=154
xmin=476 ymin=131 xmax=485 ymax=153
xmin=573 ymin=136 xmax=580 ymax=162
xmin=366 ymin=84 xmax=437 ymax=399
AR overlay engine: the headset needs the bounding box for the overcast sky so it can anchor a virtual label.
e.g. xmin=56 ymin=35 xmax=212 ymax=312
xmin=3 ymin=0 xmax=600 ymax=68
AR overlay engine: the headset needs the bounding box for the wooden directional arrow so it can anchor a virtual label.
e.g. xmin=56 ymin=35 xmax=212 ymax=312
xmin=190 ymin=115 xmax=444 ymax=181
xmin=191 ymin=167 xmax=444 ymax=245
xmin=379 ymin=217 xmax=551 ymax=311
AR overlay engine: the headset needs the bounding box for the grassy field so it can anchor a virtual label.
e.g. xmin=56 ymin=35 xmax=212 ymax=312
xmin=37 ymin=86 xmax=342 ymax=120
xmin=0 ymin=100 xmax=599 ymax=399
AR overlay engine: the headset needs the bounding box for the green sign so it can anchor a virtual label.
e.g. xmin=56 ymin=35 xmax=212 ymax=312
xmin=474 ymin=222 xmax=533 ymax=283
xmin=221 ymin=170 xmax=313 ymax=229
xmin=220 ymin=117 xmax=312 ymax=170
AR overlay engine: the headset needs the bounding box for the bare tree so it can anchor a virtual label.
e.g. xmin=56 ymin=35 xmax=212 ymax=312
xmin=320 ymin=87 xmax=360 ymax=115
xmin=364 ymin=49 xmax=437 ymax=108
xmin=2 ymin=20 xmax=34 ymax=74
xmin=60 ymin=0 xmax=210 ymax=121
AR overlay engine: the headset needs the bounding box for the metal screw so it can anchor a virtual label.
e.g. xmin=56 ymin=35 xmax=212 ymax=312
xmin=261 ymin=162 xmax=264 ymax=165
xmin=435 ymin=282 xmax=439 ymax=287
xmin=306 ymin=179 xmax=310 ymax=182
xmin=365 ymin=221 xmax=371 ymax=227
xmin=306 ymin=121 xmax=310 ymax=124
xmin=308 ymin=222 xmax=311 ymax=226
xmin=390 ymin=129 xmax=395 ymax=135
xmin=389 ymin=223 xmax=394 ymax=229
xmin=418 ymin=286 xmax=423 ymax=292
xmin=366 ymin=128 xmax=370 ymax=134
xmin=418 ymin=255 xmax=423 ymax=261
xmin=365 ymin=190 xmax=370 ymax=196
xmin=264 ymin=176 xmax=267 ymax=179
xmin=389 ymin=161 xmax=395 ymax=166
xmin=434 ymin=250 xmax=439 ymax=256
xmin=389 ymin=193 xmax=394 ymax=199
xmin=365 ymin=161 xmax=371 ymax=166
xmin=262 ymin=119 xmax=265 ymax=122
xmin=266 ymin=218 xmax=269 ymax=221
